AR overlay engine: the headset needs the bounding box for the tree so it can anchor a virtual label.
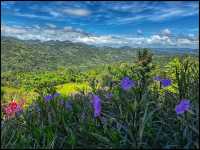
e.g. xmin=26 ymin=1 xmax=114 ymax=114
xmin=135 ymin=49 xmax=153 ymax=100
xmin=137 ymin=48 xmax=153 ymax=67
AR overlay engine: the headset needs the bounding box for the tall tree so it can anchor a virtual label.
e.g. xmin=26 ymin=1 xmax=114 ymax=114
xmin=136 ymin=49 xmax=153 ymax=100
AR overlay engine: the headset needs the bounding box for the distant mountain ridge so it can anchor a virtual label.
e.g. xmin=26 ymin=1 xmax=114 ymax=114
xmin=1 ymin=36 xmax=198 ymax=72
xmin=151 ymin=47 xmax=199 ymax=54
xmin=1 ymin=36 xmax=137 ymax=72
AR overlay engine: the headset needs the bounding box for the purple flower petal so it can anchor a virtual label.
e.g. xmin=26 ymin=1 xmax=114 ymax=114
xmin=53 ymin=92 xmax=60 ymax=98
xmin=160 ymin=79 xmax=171 ymax=87
xmin=153 ymin=77 xmax=172 ymax=87
xmin=175 ymin=99 xmax=190 ymax=115
xmin=120 ymin=77 xmax=135 ymax=91
xmin=92 ymin=95 xmax=101 ymax=117
xmin=44 ymin=94 xmax=53 ymax=102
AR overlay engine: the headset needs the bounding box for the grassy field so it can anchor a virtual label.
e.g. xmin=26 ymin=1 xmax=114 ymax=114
xmin=55 ymin=83 xmax=92 ymax=97
xmin=1 ymin=54 xmax=199 ymax=149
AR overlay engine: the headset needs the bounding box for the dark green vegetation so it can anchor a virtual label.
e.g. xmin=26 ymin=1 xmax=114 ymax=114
xmin=1 ymin=37 xmax=199 ymax=149
xmin=1 ymin=36 xmax=138 ymax=72
xmin=2 ymin=36 xmax=198 ymax=72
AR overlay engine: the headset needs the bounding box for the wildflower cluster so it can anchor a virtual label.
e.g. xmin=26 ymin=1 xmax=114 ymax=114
xmin=4 ymin=99 xmax=25 ymax=119
xmin=39 ymin=75 xmax=188 ymax=119
xmin=154 ymin=76 xmax=190 ymax=114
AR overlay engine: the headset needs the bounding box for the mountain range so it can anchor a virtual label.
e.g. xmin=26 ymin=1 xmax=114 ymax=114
xmin=1 ymin=36 xmax=198 ymax=72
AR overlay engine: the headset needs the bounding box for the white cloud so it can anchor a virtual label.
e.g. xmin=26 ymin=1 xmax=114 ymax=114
xmin=14 ymin=12 xmax=52 ymax=20
xmin=146 ymin=35 xmax=173 ymax=45
xmin=46 ymin=23 xmax=56 ymax=28
xmin=63 ymin=8 xmax=91 ymax=17
xmin=161 ymin=28 xmax=171 ymax=36
xmin=49 ymin=11 xmax=60 ymax=17
xmin=3 ymin=1 xmax=198 ymax=27
xmin=151 ymin=9 xmax=184 ymax=21
xmin=112 ymin=2 xmax=198 ymax=24
xmin=117 ymin=15 xmax=147 ymax=24
xmin=63 ymin=26 xmax=73 ymax=31
xmin=177 ymin=38 xmax=192 ymax=45
xmin=188 ymin=33 xmax=194 ymax=37
xmin=1 ymin=24 xmax=198 ymax=49
xmin=2 ymin=25 xmax=27 ymax=34
xmin=34 ymin=25 xmax=40 ymax=29
xmin=176 ymin=37 xmax=199 ymax=47
xmin=149 ymin=7 xmax=198 ymax=22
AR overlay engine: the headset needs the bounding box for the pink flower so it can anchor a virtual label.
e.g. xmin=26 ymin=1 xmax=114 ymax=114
xmin=4 ymin=99 xmax=24 ymax=119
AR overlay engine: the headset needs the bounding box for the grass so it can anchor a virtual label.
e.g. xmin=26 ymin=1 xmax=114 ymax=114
xmin=55 ymin=82 xmax=92 ymax=97
xmin=1 ymin=86 xmax=39 ymax=106
xmin=1 ymin=56 xmax=199 ymax=149
xmin=2 ymin=82 xmax=91 ymax=104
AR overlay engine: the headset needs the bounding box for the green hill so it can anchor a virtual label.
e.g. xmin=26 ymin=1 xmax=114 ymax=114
xmin=1 ymin=37 xmax=138 ymax=72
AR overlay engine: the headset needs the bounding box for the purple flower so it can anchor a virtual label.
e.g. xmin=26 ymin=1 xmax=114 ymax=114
xmin=53 ymin=92 xmax=60 ymax=98
xmin=105 ymin=93 xmax=113 ymax=99
xmin=120 ymin=77 xmax=135 ymax=91
xmin=15 ymin=105 xmax=23 ymax=117
xmin=15 ymin=105 xmax=22 ymax=112
xmin=153 ymin=76 xmax=172 ymax=87
xmin=92 ymin=95 xmax=101 ymax=117
xmin=65 ymin=100 xmax=73 ymax=111
xmin=44 ymin=94 xmax=53 ymax=102
xmin=175 ymin=99 xmax=190 ymax=115
xmin=160 ymin=79 xmax=171 ymax=87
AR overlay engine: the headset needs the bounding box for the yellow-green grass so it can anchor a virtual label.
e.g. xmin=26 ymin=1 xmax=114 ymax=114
xmin=55 ymin=82 xmax=92 ymax=96
xmin=1 ymin=82 xmax=91 ymax=108
xmin=1 ymin=86 xmax=39 ymax=107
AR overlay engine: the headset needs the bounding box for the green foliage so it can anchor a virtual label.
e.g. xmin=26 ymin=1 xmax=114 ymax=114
xmin=1 ymin=36 xmax=199 ymax=149
xmin=1 ymin=37 xmax=137 ymax=72
xmin=135 ymin=49 xmax=154 ymax=100
xmin=165 ymin=56 xmax=199 ymax=100
xmin=137 ymin=48 xmax=153 ymax=67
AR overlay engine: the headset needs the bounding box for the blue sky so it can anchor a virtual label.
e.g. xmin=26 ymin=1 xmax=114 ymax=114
xmin=1 ymin=1 xmax=199 ymax=48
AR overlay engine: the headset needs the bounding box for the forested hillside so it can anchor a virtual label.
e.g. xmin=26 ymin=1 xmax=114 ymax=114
xmin=2 ymin=37 xmax=198 ymax=73
xmin=1 ymin=37 xmax=139 ymax=72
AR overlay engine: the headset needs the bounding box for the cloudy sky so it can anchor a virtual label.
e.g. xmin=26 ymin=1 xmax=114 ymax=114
xmin=1 ymin=1 xmax=199 ymax=48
